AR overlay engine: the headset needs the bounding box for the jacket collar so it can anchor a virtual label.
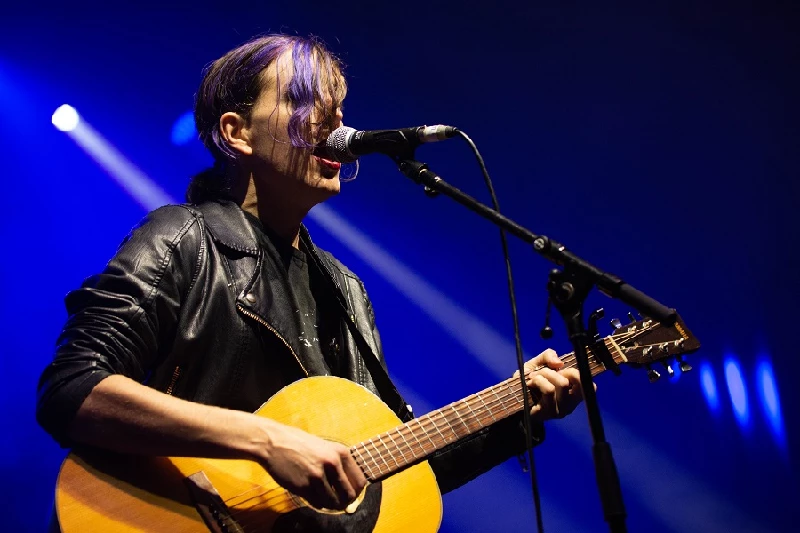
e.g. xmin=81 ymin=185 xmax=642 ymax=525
xmin=198 ymin=199 xmax=353 ymax=315
xmin=198 ymin=200 xmax=261 ymax=255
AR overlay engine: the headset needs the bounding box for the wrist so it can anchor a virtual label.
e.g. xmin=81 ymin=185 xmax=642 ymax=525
xmin=224 ymin=410 xmax=275 ymax=463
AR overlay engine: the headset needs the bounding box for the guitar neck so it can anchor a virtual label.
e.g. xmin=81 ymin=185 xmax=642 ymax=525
xmin=351 ymin=337 xmax=626 ymax=482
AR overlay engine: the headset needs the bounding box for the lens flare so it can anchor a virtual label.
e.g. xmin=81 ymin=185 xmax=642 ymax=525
xmin=52 ymin=104 xmax=80 ymax=132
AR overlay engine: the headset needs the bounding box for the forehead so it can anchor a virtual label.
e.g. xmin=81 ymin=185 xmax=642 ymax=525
xmin=260 ymin=47 xmax=345 ymax=100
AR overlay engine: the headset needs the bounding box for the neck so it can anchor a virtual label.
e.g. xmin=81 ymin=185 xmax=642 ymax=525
xmin=238 ymin=176 xmax=307 ymax=249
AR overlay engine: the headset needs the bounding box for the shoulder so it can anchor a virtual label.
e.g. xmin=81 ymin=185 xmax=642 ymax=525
xmin=125 ymin=201 xmax=259 ymax=253
xmin=315 ymin=246 xmax=360 ymax=281
xmin=127 ymin=204 xmax=204 ymax=240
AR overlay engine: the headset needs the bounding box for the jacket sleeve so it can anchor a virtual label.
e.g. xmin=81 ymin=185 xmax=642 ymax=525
xmin=364 ymin=291 xmax=545 ymax=494
xmin=36 ymin=205 xmax=202 ymax=447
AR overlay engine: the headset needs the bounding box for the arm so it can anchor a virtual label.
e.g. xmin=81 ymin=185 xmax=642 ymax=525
xmin=70 ymin=374 xmax=366 ymax=509
xmin=36 ymin=206 xmax=364 ymax=510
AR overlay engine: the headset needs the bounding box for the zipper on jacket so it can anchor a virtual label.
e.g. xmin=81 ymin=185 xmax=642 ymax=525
xmin=236 ymin=303 xmax=309 ymax=377
xmin=165 ymin=366 xmax=181 ymax=395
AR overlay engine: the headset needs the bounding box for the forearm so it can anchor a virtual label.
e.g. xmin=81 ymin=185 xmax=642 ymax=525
xmin=69 ymin=375 xmax=271 ymax=462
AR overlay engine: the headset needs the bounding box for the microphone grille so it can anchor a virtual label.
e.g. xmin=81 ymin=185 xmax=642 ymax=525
xmin=325 ymin=126 xmax=358 ymax=163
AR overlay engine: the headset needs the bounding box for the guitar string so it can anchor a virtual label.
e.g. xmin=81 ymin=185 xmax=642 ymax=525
xmin=225 ymin=484 xmax=280 ymax=505
xmin=218 ymin=353 xmax=607 ymax=532
xmin=359 ymin=342 xmax=625 ymax=477
xmin=352 ymin=365 xmax=593 ymax=479
xmin=218 ymin=326 xmax=662 ymax=524
xmin=355 ymin=355 xmax=608 ymax=477
xmin=217 ymin=376 xmax=542 ymax=521
xmin=360 ymin=326 xmax=678 ymax=476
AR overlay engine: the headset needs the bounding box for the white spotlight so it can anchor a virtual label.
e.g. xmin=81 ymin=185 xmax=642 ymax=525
xmin=52 ymin=104 xmax=80 ymax=132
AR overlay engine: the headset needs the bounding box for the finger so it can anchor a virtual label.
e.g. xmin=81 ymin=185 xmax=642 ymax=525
xmin=531 ymin=373 xmax=557 ymax=396
xmin=518 ymin=349 xmax=562 ymax=378
xmin=325 ymin=460 xmax=356 ymax=509
xmin=341 ymin=448 xmax=367 ymax=496
xmin=307 ymin=470 xmax=339 ymax=510
xmin=529 ymin=367 xmax=571 ymax=390
xmin=559 ymin=367 xmax=580 ymax=383
xmin=530 ymin=375 xmax=555 ymax=418
xmin=538 ymin=348 xmax=563 ymax=370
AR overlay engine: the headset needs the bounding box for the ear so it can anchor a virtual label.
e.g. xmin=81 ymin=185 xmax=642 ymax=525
xmin=219 ymin=112 xmax=252 ymax=156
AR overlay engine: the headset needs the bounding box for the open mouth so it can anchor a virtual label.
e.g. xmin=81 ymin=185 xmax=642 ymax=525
xmin=312 ymin=146 xmax=342 ymax=170
xmin=312 ymin=154 xmax=342 ymax=170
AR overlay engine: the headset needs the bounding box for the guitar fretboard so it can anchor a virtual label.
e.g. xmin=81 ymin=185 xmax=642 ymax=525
xmin=351 ymin=338 xmax=624 ymax=481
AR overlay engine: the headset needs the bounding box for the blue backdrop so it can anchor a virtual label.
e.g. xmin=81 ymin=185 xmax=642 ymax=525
xmin=2 ymin=1 xmax=798 ymax=531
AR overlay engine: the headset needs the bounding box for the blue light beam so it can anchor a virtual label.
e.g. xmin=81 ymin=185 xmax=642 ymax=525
xmin=724 ymin=357 xmax=750 ymax=427
xmin=699 ymin=361 xmax=720 ymax=412
xmin=52 ymin=105 xmax=173 ymax=211
xmin=755 ymin=357 xmax=785 ymax=447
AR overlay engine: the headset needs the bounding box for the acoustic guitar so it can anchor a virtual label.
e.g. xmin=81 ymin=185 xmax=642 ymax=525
xmin=55 ymin=314 xmax=699 ymax=532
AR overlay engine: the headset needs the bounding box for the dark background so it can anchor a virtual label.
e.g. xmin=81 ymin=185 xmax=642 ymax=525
xmin=1 ymin=1 xmax=798 ymax=531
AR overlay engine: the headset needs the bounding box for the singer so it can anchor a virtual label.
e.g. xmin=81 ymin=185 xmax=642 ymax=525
xmin=37 ymin=34 xmax=588 ymax=532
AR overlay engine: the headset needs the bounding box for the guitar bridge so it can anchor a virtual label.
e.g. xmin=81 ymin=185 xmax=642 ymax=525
xmin=185 ymin=471 xmax=244 ymax=533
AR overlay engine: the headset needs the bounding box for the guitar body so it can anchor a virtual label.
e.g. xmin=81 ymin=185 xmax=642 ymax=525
xmin=56 ymin=377 xmax=442 ymax=532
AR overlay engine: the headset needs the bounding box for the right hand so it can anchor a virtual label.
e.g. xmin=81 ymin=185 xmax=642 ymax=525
xmin=259 ymin=420 xmax=367 ymax=510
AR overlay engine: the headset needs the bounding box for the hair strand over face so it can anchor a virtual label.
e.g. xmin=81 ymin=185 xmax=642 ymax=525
xmin=187 ymin=34 xmax=346 ymax=203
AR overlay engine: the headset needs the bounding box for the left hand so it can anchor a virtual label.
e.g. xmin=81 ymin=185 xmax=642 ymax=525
xmin=513 ymin=348 xmax=591 ymax=422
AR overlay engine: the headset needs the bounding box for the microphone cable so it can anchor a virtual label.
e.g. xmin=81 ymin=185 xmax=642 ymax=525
xmin=453 ymin=128 xmax=545 ymax=533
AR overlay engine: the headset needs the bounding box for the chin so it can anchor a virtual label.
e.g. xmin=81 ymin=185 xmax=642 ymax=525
xmin=307 ymin=175 xmax=340 ymax=199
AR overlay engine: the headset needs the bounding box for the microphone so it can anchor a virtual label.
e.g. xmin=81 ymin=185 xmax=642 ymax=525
xmin=323 ymin=125 xmax=457 ymax=163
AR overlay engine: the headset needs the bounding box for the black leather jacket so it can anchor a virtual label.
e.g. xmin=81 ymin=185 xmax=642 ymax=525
xmin=37 ymin=200 xmax=540 ymax=493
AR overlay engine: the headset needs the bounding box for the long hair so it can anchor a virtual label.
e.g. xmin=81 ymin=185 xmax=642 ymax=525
xmin=187 ymin=34 xmax=346 ymax=203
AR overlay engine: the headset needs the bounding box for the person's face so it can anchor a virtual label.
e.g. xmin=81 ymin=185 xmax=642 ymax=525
xmin=243 ymin=50 xmax=345 ymax=207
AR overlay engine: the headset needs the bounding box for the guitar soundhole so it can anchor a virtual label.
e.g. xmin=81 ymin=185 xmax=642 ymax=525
xmin=273 ymin=482 xmax=382 ymax=533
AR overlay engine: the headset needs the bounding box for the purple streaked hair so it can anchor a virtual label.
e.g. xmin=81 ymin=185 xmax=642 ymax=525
xmin=187 ymin=34 xmax=346 ymax=202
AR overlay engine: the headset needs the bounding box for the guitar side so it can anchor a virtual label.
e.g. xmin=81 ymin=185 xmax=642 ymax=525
xmin=56 ymin=376 xmax=443 ymax=532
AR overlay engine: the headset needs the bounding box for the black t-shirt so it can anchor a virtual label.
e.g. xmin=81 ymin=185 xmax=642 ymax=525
xmin=242 ymin=211 xmax=341 ymax=377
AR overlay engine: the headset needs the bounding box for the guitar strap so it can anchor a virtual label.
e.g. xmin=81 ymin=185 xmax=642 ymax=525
xmin=303 ymin=235 xmax=413 ymax=423
xmin=339 ymin=311 xmax=414 ymax=423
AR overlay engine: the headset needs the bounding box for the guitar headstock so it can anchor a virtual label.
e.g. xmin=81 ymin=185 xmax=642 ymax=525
xmin=609 ymin=314 xmax=701 ymax=381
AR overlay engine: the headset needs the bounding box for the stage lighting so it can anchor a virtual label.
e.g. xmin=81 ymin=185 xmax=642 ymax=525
xmin=724 ymin=357 xmax=749 ymax=427
xmin=52 ymin=104 xmax=80 ymax=132
xmin=755 ymin=357 xmax=784 ymax=443
xmin=171 ymin=110 xmax=195 ymax=145
xmin=699 ymin=361 xmax=719 ymax=412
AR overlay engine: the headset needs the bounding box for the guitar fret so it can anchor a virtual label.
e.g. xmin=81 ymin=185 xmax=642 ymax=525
xmin=404 ymin=420 xmax=426 ymax=458
xmin=366 ymin=438 xmax=391 ymax=476
xmin=415 ymin=417 xmax=438 ymax=453
xmin=428 ymin=410 xmax=452 ymax=446
xmin=377 ymin=433 xmax=400 ymax=469
xmin=489 ymin=385 xmax=508 ymax=419
xmin=462 ymin=398 xmax=485 ymax=429
xmin=505 ymin=380 xmax=525 ymax=414
xmin=352 ymin=337 xmax=619 ymax=482
xmin=476 ymin=392 xmax=497 ymax=424
xmin=384 ymin=430 xmax=407 ymax=466
xmin=393 ymin=427 xmax=417 ymax=462
xmin=440 ymin=408 xmax=461 ymax=441
xmin=450 ymin=403 xmax=471 ymax=435
xmin=356 ymin=442 xmax=377 ymax=480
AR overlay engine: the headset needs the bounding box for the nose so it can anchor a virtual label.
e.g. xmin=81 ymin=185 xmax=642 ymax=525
xmin=334 ymin=107 xmax=343 ymax=128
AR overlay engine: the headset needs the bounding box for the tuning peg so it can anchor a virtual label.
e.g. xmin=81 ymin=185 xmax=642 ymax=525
xmin=647 ymin=365 xmax=661 ymax=383
xmin=662 ymin=361 xmax=675 ymax=378
xmin=678 ymin=356 xmax=692 ymax=373
xmin=628 ymin=312 xmax=637 ymax=322
xmin=610 ymin=318 xmax=622 ymax=329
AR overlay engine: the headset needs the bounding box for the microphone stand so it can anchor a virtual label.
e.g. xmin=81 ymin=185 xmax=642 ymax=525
xmin=394 ymin=157 xmax=677 ymax=533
